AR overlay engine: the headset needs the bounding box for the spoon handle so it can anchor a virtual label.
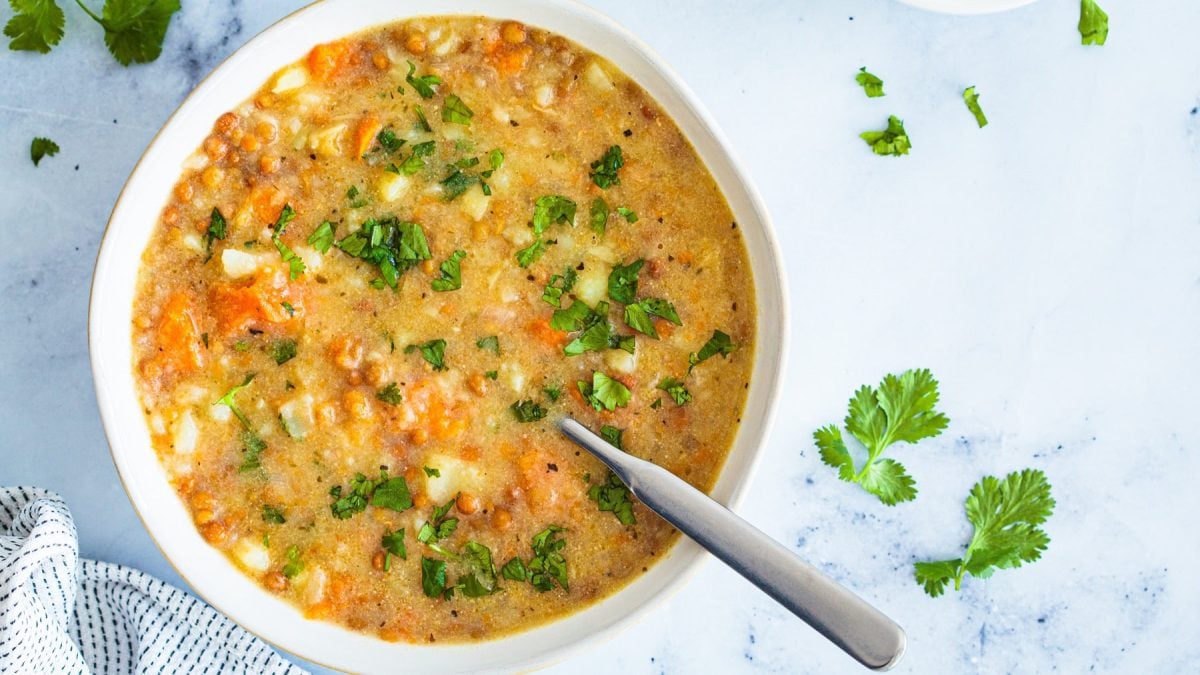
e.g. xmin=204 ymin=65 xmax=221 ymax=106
xmin=559 ymin=417 xmax=906 ymax=671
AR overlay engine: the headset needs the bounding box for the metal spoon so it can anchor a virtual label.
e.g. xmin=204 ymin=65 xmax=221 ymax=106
xmin=559 ymin=417 xmax=906 ymax=671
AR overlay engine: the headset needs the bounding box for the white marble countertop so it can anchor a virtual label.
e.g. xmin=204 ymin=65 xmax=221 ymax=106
xmin=2 ymin=0 xmax=1197 ymax=672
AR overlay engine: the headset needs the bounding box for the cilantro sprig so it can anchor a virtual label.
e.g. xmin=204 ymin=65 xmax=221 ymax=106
xmin=814 ymin=369 xmax=949 ymax=505
xmin=74 ymin=0 xmax=182 ymax=66
xmin=914 ymin=469 xmax=1054 ymax=597
xmin=5 ymin=0 xmax=66 ymax=53
xmin=1078 ymin=0 xmax=1108 ymax=46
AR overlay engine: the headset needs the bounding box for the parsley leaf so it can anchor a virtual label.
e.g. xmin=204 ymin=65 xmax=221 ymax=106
xmin=476 ymin=335 xmax=500 ymax=354
xmin=382 ymin=528 xmax=407 ymax=562
xmin=1078 ymin=0 xmax=1108 ymax=46
xmin=273 ymin=236 xmax=305 ymax=280
xmin=589 ymin=145 xmax=624 ymax=189
xmin=577 ymin=371 xmax=631 ymax=412
xmin=814 ymin=369 xmax=949 ymax=505
xmin=261 ymin=504 xmax=286 ymax=524
xmin=624 ymin=297 xmax=680 ymax=338
xmin=543 ymin=383 xmax=562 ymax=402
xmin=376 ymin=383 xmax=403 ymax=405
xmin=510 ymin=399 xmax=547 ymax=423
xmin=855 ymin=67 xmax=885 ymax=97
xmin=914 ymin=469 xmax=1054 ymax=597
xmin=405 ymin=60 xmax=442 ymax=98
xmin=440 ymin=168 xmax=477 ymax=201
xmin=457 ymin=541 xmax=499 ymax=597
xmin=589 ymin=471 xmax=636 ymax=526
xmin=5 ymin=0 xmax=65 ymax=53
xmin=860 ymin=115 xmax=912 ymax=157
xmin=616 ymin=206 xmax=638 ymax=223
xmin=29 ymin=136 xmax=59 ymax=166
xmin=600 ymin=425 xmax=623 ymax=449
xmin=306 ymin=221 xmax=336 ymax=253
xmin=431 ymin=249 xmax=466 ymax=292
xmin=527 ymin=525 xmax=568 ymax=591
xmin=541 ymin=266 xmax=577 ymax=307
xmin=270 ymin=338 xmax=296 ymax=365
xmin=532 ymin=195 xmax=576 ymax=235
xmin=962 ymin=86 xmax=988 ymax=128
xmin=657 ymin=377 xmax=692 ymax=406
xmin=329 ymin=472 xmax=376 ymax=519
xmin=216 ymin=373 xmax=256 ymax=430
xmin=501 ymin=556 xmax=527 ymax=582
xmin=405 ymin=338 xmax=447 ymax=371
xmin=515 ymin=239 xmax=547 ymax=268
xmin=550 ymin=299 xmax=594 ymax=332
xmin=238 ymin=430 xmax=266 ymax=472
xmin=421 ymin=557 xmax=447 ymax=597
xmin=441 ymin=94 xmax=474 ymax=125
xmin=76 ymin=0 xmax=181 ymax=66
xmin=688 ymin=330 xmax=736 ymax=372
xmin=607 ymin=259 xmax=643 ymax=304
xmin=203 ymin=207 xmax=226 ymax=261
xmin=372 ymin=475 xmax=413 ymax=512
xmin=589 ymin=197 xmax=609 ymax=236
xmin=335 ymin=216 xmax=431 ymax=288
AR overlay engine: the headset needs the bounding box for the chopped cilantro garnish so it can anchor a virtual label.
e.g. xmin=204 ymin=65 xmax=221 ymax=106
xmin=282 ymin=545 xmax=304 ymax=578
xmin=382 ymin=528 xmax=407 ymax=563
xmin=616 ymin=206 xmax=638 ymax=223
xmin=439 ymin=168 xmax=477 ymax=201
xmin=281 ymin=301 xmax=295 ymax=317
xmin=441 ymin=94 xmax=474 ymax=125
xmin=501 ymin=556 xmax=527 ymax=582
xmin=203 ymin=207 xmax=226 ymax=261
xmin=589 ymin=145 xmax=624 ymax=189
xmin=329 ymin=472 xmax=375 ymax=519
xmin=238 ymin=430 xmax=267 ymax=472
xmin=855 ymin=67 xmax=885 ymax=97
xmin=30 ymin=136 xmax=59 ymax=166
xmin=306 ymin=221 xmax=336 ymax=253
xmin=516 ymin=239 xmax=547 ymax=267
xmin=541 ymin=266 xmax=577 ymax=307
xmin=457 ymin=541 xmax=499 ymax=597
xmin=657 ymin=377 xmax=692 ymax=406
xmin=688 ymin=330 xmax=736 ymax=372
xmin=599 ymin=425 xmax=623 ymax=449
xmin=476 ymin=335 xmax=500 ymax=354
xmin=372 ymin=475 xmax=414 ymax=512
xmin=233 ymin=340 xmax=251 ymax=353
xmin=488 ymin=148 xmax=504 ymax=170
xmin=484 ymin=370 xmax=498 ymax=380
xmin=423 ymin=466 xmax=440 ymax=478
xmin=261 ymin=504 xmax=286 ymax=524
xmin=416 ymin=497 xmax=460 ymax=552
xmin=860 ymin=115 xmax=911 ymax=157
xmin=269 ymin=204 xmax=304 ymax=279
xmin=216 ymin=373 xmax=256 ymax=429
xmin=650 ymin=397 xmax=662 ymax=409
xmin=589 ymin=197 xmax=609 ymax=236
xmin=376 ymin=383 xmax=403 ymax=405
xmin=589 ymin=471 xmax=636 ymax=526
xmin=511 ymin=399 xmax=547 ymax=423
xmin=577 ymin=371 xmax=631 ymax=412
xmin=1079 ymin=0 xmax=1108 ymax=45
xmin=377 ymin=128 xmax=404 ymax=152
xmin=532 ymin=195 xmax=577 ymax=235
xmin=270 ymin=339 xmax=297 ymax=365
xmin=544 ymin=384 xmax=562 ymax=402
xmin=624 ymin=297 xmax=680 ymax=338
xmin=414 ymin=105 xmax=432 ymax=132
xmin=431 ymin=249 xmax=466 ymax=292
xmin=346 ymin=184 xmax=368 ymax=208
xmin=334 ymin=216 xmax=431 ymax=288
xmin=962 ymin=86 xmax=988 ymax=128
xmin=405 ymin=338 xmax=447 ymax=371
xmin=421 ymin=557 xmax=447 ymax=597
xmin=550 ymin=299 xmax=594 ymax=332
xmin=607 ymin=259 xmax=643 ymax=304
xmin=527 ymin=525 xmax=568 ymax=591
xmin=406 ymin=60 xmax=442 ymax=98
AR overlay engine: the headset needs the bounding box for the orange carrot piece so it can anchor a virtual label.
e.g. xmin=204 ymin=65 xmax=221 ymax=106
xmin=528 ymin=317 xmax=566 ymax=348
xmin=307 ymin=40 xmax=352 ymax=82
xmin=352 ymin=112 xmax=382 ymax=160
xmin=148 ymin=292 xmax=205 ymax=377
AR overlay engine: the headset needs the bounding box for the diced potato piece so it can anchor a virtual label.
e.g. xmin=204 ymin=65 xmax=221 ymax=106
xmin=221 ymin=248 xmax=263 ymax=278
xmin=584 ymin=61 xmax=615 ymax=92
xmin=302 ymin=567 xmax=327 ymax=605
xmin=172 ymin=409 xmax=198 ymax=454
xmin=376 ymin=172 xmax=410 ymax=202
xmin=534 ymin=85 xmax=554 ymax=108
xmin=308 ymin=123 xmax=346 ymax=157
xmin=440 ymin=125 xmax=466 ymax=141
xmin=605 ymin=348 xmax=637 ymax=375
xmin=181 ymin=232 xmax=203 ymax=253
xmin=209 ymin=403 xmax=231 ymax=422
xmin=423 ymin=453 xmax=485 ymax=503
xmin=296 ymin=246 xmax=322 ymax=273
xmin=279 ymin=394 xmax=315 ymax=440
xmin=503 ymin=363 xmax=525 ymax=393
xmin=575 ymin=262 xmax=610 ymax=305
xmin=272 ymin=66 xmax=308 ymax=94
xmin=234 ymin=538 xmax=270 ymax=573
xmin=458 ymin=184 xmax=489 ymax=221
xmin=150 ymin=414 xmax=166 ymax=435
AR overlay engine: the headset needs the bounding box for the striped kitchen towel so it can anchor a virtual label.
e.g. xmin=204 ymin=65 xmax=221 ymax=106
xmin=0 ymin=486 xmax=307 ymax=674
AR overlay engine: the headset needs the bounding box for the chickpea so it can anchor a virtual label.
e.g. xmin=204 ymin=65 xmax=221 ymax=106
xmin=202 ymin=135 xmax=228 ymax=162
xmin=162 ymin=205 xmax=180 ymax=226
xmin=456 ymin=492 xmax=480 ymax=515
xmin=468 ymin=372 xmax=488 ymax=397
xmin=329 ymin=335 xmax=364 ymax=371
xmin=215 ymin=112 xmax=240 ymax=136
xmin=501 ymin=21 xmax=526 ymax=44
xmin=173 ymin=180 xmax=194 ymax=203
xmin=491 ymin=508 xmax=512 ymax=530
xmin=240 ymin=135 xmax=261 ymax=153
xmin=264 ymin=571 xmax=288 ymax=592
xmin=343 ymin=389 xmax=373 ymax=420
xmin=190 ymin=491 xmax=216 ymax=511
xmin=365 ymin=357 xmax=392 ymax=388
xmin=259 ymin=154 xmax=281 ymax=174
xmin=199 ymin=521 xmax=227 ymax=545
xmin=372 ymin=50 xmax=390 ymax=69
xmin=256 ymin=120 xmax=278 ymax=143
xmin=255 ymin=92 xmax=276 ymax=109
xmin=201 ymin=165 xmax=223 ymax=190
xmin=405 ymin=32 xmax=427 ymax=54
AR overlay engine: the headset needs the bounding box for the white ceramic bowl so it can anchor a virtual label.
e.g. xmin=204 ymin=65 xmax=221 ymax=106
xmin=89 ymin=0 xmax=787 ymax=671
xmin=896 ymin=0 xmax=1037 ymax=14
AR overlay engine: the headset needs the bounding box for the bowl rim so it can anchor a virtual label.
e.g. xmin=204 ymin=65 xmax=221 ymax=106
xmin=895 ymin=0 xmax=1037 ymax=15
xmin=88 ymin=0 xmax=790 ymax=671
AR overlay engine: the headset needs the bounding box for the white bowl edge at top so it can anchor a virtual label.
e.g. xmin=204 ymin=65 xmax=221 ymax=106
xmin=896 ymin=0 xmax=1038 ymax=15
xmin=87 ymin=0 xmax=789 ymax=672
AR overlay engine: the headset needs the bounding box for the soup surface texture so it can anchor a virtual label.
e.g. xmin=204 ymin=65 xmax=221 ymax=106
xmin=132 ymin=15 xmax=755 ymax=642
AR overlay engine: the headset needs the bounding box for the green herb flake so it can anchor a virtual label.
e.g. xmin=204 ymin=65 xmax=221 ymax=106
xmin=511 ymin=399 xmax=547 ymax=423
xmin=544 ymin=384 xmax=563 ymax=402
xmin=382 ymin=528 xmax=407 ymax=562
xmin=440 ymin=168 xmax=477 ymax=201
xmin=488 ymin=148 xmax=504 ymax=170
xmin=261 ymin=504 xmax=286 ymax=524
xmin=501 ymin=556 xmax=527 ymax=582
xmin=616 ymin=206 xmax=638 ymax=223
xmin=270 ymin=339 xmax=297 ymax=365
xmin=282 ymin=545 xmax=304 ymax=578
xmin=577 ymin=371 xmax=631 ymax=412
xmin=203 ymin=207 xmax=227 ymax=261
xmin=532 ymin=195 xmax=577 ymax=235
xmin=334 ymin=217 xmax=431 ymax=288
xmin=527 ymin=525 xmax=568 ymax=592
xmin=372 ymin=476 xmax=414 ymax=512
xmin=421 ymin=557 xmax=447 ymax=597
xmin=589 ymin=197 xmax=609 ymax=236
xmin=607 ymin=259 xmax=643 ymax=305
xmin=485 ymin=370 xmax=498 ymax=380
xmin=406 ymin=60 xmax=442 ymax=98
xmin=476 ymin=335 xmax=500 ymax=354
xmin=76 ymin=0 xmax=182 ymax=66
xmin=541 ymin=266 xmax=577 ymax=307
xmin=1079 ymin=0 xmax=1108 ymax=46
xmin=589 ymin=471 xmax=636 ymax=526
xmin=30 ymin=136 xmax=59 ymax=166
xmin=515 ymin=239 xmax=547 ymax=268
xmin=688 ymin=330 xmax=737 ymax=372
xmin=376 ymin=383 xmax=403 ymax=405
xmin=405 ymin=338 xmax=447 ymax=371
xmin=855 ymin=67 xmax=885 ymax=97
xmin=589 ymin=145 xmax=624 ymax=189
xmin=963 ymin=86 xmax=988 ymax=128
xmin=5 ymin=1 xmax=65 ymax=54
xmin=423 ymin=466 xmax=440 ymax=478
xmin=860 ymin=115 xmax=912 ymax=157
xmin=657 ymin=377 xmax=692 ymax=406
xmin=431 ymin=249 xmax=467 ymax=292
xmin=306 ymin=221 xmax=336 ymax=253
xmin=441 ymin=94 xmax=474 ymax=125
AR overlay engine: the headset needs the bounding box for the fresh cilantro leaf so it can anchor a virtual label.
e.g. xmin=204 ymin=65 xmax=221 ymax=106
xmin=282 ymin=545 xmax=304 ymax=578
xmin=440 ymin=168 xmax=477 ymax=201
xmin=515 ymin=239 xmax=546 ymax=267
xmin=372 ymin=476 xmax=413 ymax=512
xmin=395 ymin=140 xmax=435 ymax=175
xmin=281 ymin=300 xmax=295 ymax=316
xmin=345 ymin=185 xmax=368 ymax=208
xmin=563 ymin=308 xmax=634 ymax=356
xmin=376 ymin=382 xmax=403 ymax=405
xmin=488 ymin=148 xmax=504 ymax=170
xmin=550 ymin=299 xmax=594 ymax=332
xmin=238 ymin=430 xmax=266 ymax=472
xmin=484 ymin=370 xmax=498 ymax=380
xmin=414 ymin=105 xmax=432 ymax=132
xmin=431 ymin=249 xmax=466 ymax=291
xmin=334 ymin=217 xmax=431 ymax=288
xmin=405 ymin=338 xmax=447 ymax=371
xmin=860 ymin=115 xmax=911 ymax=157
xmin=382 ymin=528 xmax=407 ymax=562
xmin=5 ymin=0 xmax=65 ymax=53
xmin=688 ymin=330 xmax=736 ymax=372
xmin=541 ymin=266 xmax=577 ymax=307
xmin=203 ymin=207 xmax=226 ymax=261
xmin=589 ymin=471 xmax=636 ymax=525
xmin=511 ymin=399 xmax=547 ymax=423
xmin=423 ymin=466 xmax=440 ymax=478
xmin=306 ymin=221 xmax=335 ymax=253
xmin=457 ymin=541 xmax=499 ymax=597
xmin=261 ymin=504 xmax=286 ymax=524
xmin=1079 ymin=0 xmax=1108 ymax=46
xmin=650 ymin=397 xmax=662 ymax=409
xmin=607 ymin=259 xmax=643 ymax=304
xmin=421 ymin=557 xmax=447 ymax=597
xmin=589 ymin=144 xmax=623 ymax=189
xmin=532 ymin=195 xmax=576 ymax=235
xmin=215 ymin=373 xmax=256 ymax=429
xmin=501 ymin=556 xmax=527 ymax=582
xmin=544 ymin=384 xmax=562 ymax=402
xmin=527 ymin=525 xmax=568 ymax=592
xmin=441 ymin=94 xmax=473 ymax=125
xmin=616 ymin=206 xmax=638 ymax=223
xmin=329 ymin=472 xmax=376 ymax=519
xmin=270 ymin=338 xmax=297 ymax=365
xmin=406 ymin=60 xmax=442 ymax=98
xmin=76 ymin=0 xmax=181 ymax=66
xmin=914 ymin=469 xmax=1054 ymax=597
xmin=273 ymin=236 xmax=305 ymax=280
xmin=624 ymin=298 xmax=680 ymax=338
xmin=657 ymin=377 xmax=692 ymax=406
xmin=963 ymin=86 xmax=988 ymax=128
xmin=599 ymin=425 xmax=623 ymax=449
xmin=577 ymin=371 xmax=631 ymax=412
xmin=29 ymin=136 xmax=59 ymax=166
xmin=855 ymin=67 xmax=885 ymax=97
xmin=814 ymin=369 xmax=948 ymax=505
xmin=377 ymin=128 xmax=404 ymax=152
xmin=476 ymin=335 xmax=500 ymax=354
xmin=589 ymin=197 xmax=609 ymax=236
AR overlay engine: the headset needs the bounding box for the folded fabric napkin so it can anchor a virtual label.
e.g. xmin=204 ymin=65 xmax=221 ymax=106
xmin=0 ymin=486 xmax=307 ymax=674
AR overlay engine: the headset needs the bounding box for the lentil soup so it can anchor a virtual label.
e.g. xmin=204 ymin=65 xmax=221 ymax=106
xmin=132 ymin=15 xmax=755 ymax=642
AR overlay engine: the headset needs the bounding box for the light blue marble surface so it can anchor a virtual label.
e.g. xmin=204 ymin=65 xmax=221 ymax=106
xmin=2 ymin=0 xmax=1197 ymax=673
